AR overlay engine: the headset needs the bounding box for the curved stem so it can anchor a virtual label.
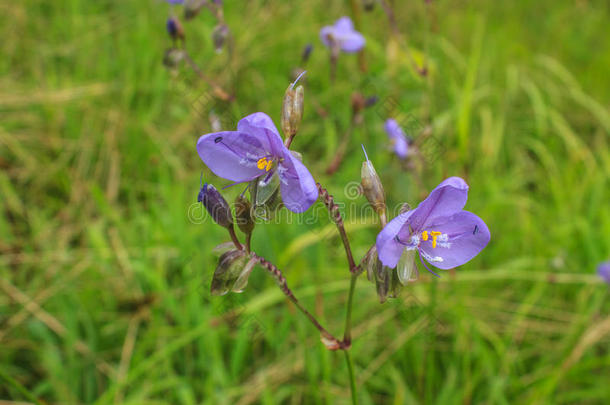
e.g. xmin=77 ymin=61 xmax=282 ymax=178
xmin=227 ymin=226 xmax=243 ymax=250
xmin=253 ymin=253 xmax=345 ymax=350
xmin=344 ymin=350 xmax=358 ymax=405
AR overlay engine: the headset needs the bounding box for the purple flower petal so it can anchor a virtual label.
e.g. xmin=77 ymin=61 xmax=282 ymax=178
xmin=409 ymin=177 xmax=469 ymax=232
xmin=376 ymin=210 xmax=416 ymax=268
xmin=384 ymin=119 xmax=409 ymax=159
xmin=418 ymin=211 xmax=490 ymax=269
xmin=277 ymin=150 xmax=318 ymax=213
xmin=237 ymin=112 xmax=284 ymax=154
xmin=319 ymin=16 xmax=365 ymax=53
xmin=196 ymin=131 xmax=268 ymax=182
xmin=598 ymin=261 xmax=610 ymax=284
xmin=339 ymin=32 xmax=366 ymax=53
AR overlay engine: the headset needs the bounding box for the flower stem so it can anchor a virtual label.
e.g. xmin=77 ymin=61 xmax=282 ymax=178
xmin=343 ymin=272 xmax=358 ymax=345
xmin=344 ymin=350 xmax=358 ymax=405
xmin=227 ymin=225 xmax=243 ymax=250
xmin=253 ymin=253 xmax=345 ymax=350
xmin=317 ymin=184 xmax=358 ymax=273
xmin=183 ymin=51 xmax=233 ymax=102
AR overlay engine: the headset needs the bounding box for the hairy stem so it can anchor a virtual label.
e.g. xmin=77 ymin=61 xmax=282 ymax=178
xmin=317 ymin=184 xmax=357 ymax=273
xmin=253 ymin=253 xmax=346 ymax=350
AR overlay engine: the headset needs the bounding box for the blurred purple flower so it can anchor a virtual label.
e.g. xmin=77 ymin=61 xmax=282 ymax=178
xmin=166 ymin=0 xmax=184 ymax=4
xmin=598 ymin=261 xmax=610 ymax=284
xmin=376 ymin=177 xmax=490 ymax=272
xmin=196 ymin=112 xmax=318 ymax=213
xmin=384 ymin=119 xmax=410 ymax=159
xmin=320 ymin=17 xmax=365 ymax=53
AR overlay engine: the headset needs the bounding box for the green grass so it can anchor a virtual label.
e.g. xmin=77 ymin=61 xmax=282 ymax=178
xmin=1 ymin=0 xmax=610 ymax=403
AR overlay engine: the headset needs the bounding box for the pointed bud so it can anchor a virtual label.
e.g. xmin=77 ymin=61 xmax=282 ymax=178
xmin=198 ymin=183 xmax=233 ymax=228
xmin=281 ymin=72 xmax=305 ymax=139
xmin=360 ymin=146 xmax=387 ymax=223
xmin=235 ymin=194 xmax=255 ymax=234
xmin=212 ymin=24 xmax=230 ymax=53
xmin=210 ymin=250 xmax=248 ymax=295
xmin=166 ymin=17 xmax=185 ymax=41
xmin=184 ymin=0 xmax=206 ymax=20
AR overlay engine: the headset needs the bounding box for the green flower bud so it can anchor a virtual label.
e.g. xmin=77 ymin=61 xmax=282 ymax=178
xmin=184 ymin=0 xmax=206 ymax=20
xmin=235 ymin=194 xmax=255 ymax=234
xmin=210 ymin=250 xmax=248 ymax=295
xmin=360 ymin=146 xmax=387 ymax=223
xmin=163 ymin=48 xmax=185 ymax=69
xmin=281 ymin=72 xmax=306 ymax=140
xmin=212 ymin=24 xmax=230 ymax=53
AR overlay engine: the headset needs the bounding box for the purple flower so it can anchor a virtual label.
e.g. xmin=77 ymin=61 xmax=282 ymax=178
xmin=598 ymin=261 xmax=610 ymax=284
xmin=320 ymin=17 xmax=365 ymax=53
xmin=376 ymin=177 xmax=490 ymax=272
xmin=384 ymin=119 xmax=410 ymax=159
xmin=196 ymin=112 xmax=318 ymax=213
xmin=166 ymin=0 xmax=184 ymax=4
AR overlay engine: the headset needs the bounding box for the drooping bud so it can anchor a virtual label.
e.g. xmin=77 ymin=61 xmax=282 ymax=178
xmin=166 ymin=17 xmax=185 ymax=41
xmin=281 ymin=71 xmax=306 ymax=140
xmin=235 ymin=194 xmax=255 ymax=234
xmin=163 ymin=48 xmax=185 ymax=69
xmin=360 ymin=145 xmax=387 ymax=224
xmin=198 ymin=183 xmax=233 ymax=228
xmin=184 ymin=0 xmax=206 ymax=20
xmin=212 ymin=24 xmax=230 ymax=53
xmin=210 ymin=250 xmax=248 ymax=295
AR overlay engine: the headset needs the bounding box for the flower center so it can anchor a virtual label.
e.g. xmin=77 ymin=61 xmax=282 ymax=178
xmin=256 ymin=157 xmax=274 ymax=172
xmin=421 ymin=230 xmax=443 ymax=248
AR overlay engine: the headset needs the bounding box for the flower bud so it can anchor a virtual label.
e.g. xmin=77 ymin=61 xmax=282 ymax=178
xmin=166 ymin=17 xmax=185 ymax=41
xmin=198 ymin=183 xmax=233 ymax=228
xmin=281 ymin=75 xmax=305 ymax=138
xmin=301 ymin=43 xmax=313 ymax=64
xmin=163 ymin=48 xmax=185 ymax=69
xmin=212 ymin=24 xmax=230 ymax=53
xmin=210 ymin=249 xmax=248 ymax=295
xmin=360 ymin=146 xmax=387 ymax=223
xmin=184 ymin=0 xmax=206 ymax=20
xmin=235 ymin=194 xmax=255 ymax=234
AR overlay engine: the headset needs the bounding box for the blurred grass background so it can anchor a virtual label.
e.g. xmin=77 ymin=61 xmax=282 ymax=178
xmin=1 ymin=0 xmax=610 ymax=403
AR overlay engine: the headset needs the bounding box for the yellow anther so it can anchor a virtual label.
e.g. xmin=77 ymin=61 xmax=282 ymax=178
xmin=430 ymin=231 xmax=442 ymax=248
xmin=257 ymin=157 xmax=274 ymax=172
xmin=421 ymin=231 xmax=428 ymax=241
